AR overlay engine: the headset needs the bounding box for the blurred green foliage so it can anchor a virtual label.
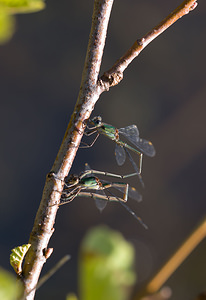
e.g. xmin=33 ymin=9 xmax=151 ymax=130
xmin=78 ymin=225 xmax=136 ymax=300
xmin=4 ymin=227 xmax=136 ymax=300
xmin=0 ymin=0 xmax=45 ymax=44
xmin=66 ymin=293 xmax=79 ymax=300
xmin=0 ymin=267 xmax=22 ymax=300
xmin=0 ymin=12 xmax=15 ymax=43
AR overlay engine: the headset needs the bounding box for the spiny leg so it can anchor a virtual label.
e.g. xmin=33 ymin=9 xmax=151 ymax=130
xmin=82 ymin=164 xmax=139 ymax=180
xmin=104 ymin=182 xmax=129 ymax=202
xmin=80 ymin=131 xmax=100 ymax=148
xmin=124 ymin=147 xmax=144 ymax=187
xmin=59 ymin=187 xmax=82 ymax=206
xmin=48 ymin=187 xmax=79 ymax=208
xmin=77 ymin=191 xmax=125 ymax=202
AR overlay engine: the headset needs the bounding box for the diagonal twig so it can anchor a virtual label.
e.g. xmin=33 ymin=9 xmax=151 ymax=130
xmin=99 ymin=0 xmax=197 ymax=89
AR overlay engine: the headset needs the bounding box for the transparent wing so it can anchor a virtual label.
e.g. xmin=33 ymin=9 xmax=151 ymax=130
xmin=118 ymin=125 xmax=140 ymax=143
xmin=113 ymin=185 xmax=142 ymax=202
xmin=106 ymin=189 xmax=147 ymax=228
xmin=79 ymin=186 xmax=108 ymax=212
xmin=94 ymin=197 xmax=108 ymax=212
xmin=100 ymin=178 xmax=142 ymax=203
xmin=115 ymin=144 xmax=126 ymax=166
xmin=82 ymin=163 xmax=93 ymax=178
xmin=119 ymin=125 xmax=155 ymax=157
xmin=85 ymin=163 xmax=91 ymax=171
xmin=134 ymin=138 xmax=156 ymax=157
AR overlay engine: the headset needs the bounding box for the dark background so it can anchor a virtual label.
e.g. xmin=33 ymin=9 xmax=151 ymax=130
xmin=0 ymin=0 xmax=206 ymax=299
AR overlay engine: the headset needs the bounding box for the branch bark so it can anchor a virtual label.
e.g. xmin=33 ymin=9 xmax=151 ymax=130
xmin=20 ymin=0 xmax=198 ymax=299
xmin=21 ymin=1 xmax=114 ymax=299
xmin=99 ymin=0 xmax=197 ymax=89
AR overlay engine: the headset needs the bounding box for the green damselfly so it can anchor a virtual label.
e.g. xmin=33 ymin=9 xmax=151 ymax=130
xmin=56 ymin=164 xmax=147 ymax=228
xmin=85 ymin=116 xmax=156 ymax=186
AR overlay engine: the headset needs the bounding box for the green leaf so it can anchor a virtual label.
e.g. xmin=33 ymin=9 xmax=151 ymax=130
xmin=10 ymin=244 xmax=31 ymax=275
xmin=66 ymin=293 xmax=78 ymax=300
xmin=79 ymin=226 xmax=136 ymax=300
xmin=0 ymin=12 xmax=15 ymax=44
xmin=0 ymin=0 xmax=45 ymax=14
xmin=0 ymin=0 xmax=45 ymax=44
xmin=0 ymin=267 xmax=22 ymax=300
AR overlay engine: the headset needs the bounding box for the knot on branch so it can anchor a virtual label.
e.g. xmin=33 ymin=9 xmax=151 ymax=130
xmin=100 ymin=71 xmax=123 ymax=88
xmin=43 ymin=248 xmax=53 ymax=260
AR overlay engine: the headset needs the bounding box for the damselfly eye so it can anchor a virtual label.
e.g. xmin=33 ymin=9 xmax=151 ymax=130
xmin=92 ymin=116 xmax=102 ymax=125
xmin=66 ymin=174 xmax=78 ymax=184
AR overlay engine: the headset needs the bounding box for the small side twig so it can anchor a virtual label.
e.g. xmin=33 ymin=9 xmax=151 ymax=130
xmin=36 ymin=255 xmax=71 ymax=290
xmin=21 ymin=255 xmax=71 ymax=300
xmin=99 ymin=0 xmax=197 ymax=89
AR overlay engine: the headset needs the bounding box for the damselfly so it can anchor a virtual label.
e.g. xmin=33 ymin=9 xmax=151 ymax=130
xmin=58 ymin=164 xmax=147 ymax=228
xmin=85 ymin=116 xmax=156 ymax=186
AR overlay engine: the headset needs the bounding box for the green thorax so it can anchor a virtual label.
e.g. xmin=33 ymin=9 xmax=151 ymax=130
xmin=80 ymin=176 xmax=100 ymax=189
xmin=97 ymin=123 xmax=119 ymax=141
xmin=98 ymin=123 xmax=140 ymax=154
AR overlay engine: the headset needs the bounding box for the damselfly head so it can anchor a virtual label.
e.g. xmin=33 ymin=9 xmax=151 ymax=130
xmin=90 ymin=116 xmax=102 ymax=127
xmin=65 ymin=174 xmax=79 ymax=186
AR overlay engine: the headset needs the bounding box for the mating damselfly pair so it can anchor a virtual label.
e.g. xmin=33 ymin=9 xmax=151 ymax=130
xmin=54 ymin=116 xmax=155 ymax=228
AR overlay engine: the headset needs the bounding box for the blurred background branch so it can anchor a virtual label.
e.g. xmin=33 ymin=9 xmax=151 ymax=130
xmin=135 ymin=218 xmax=206 ymax=299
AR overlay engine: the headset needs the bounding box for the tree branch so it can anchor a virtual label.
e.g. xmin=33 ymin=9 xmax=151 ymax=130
xmin=21 ymin=1 xmax=114 ymax=299
xmin=20 ymin=0 xmax=198 ymax=299
xmin=99 ymin=0 xmax=197 ymax=89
